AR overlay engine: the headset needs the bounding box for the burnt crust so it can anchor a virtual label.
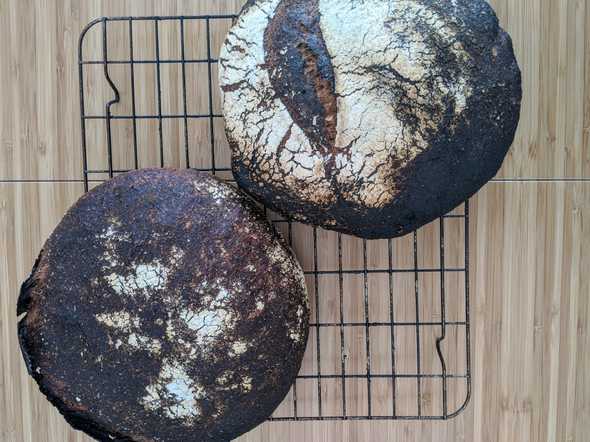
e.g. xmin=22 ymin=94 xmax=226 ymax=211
xmin=17 ymin=169 xmax=309 ymax=442
xmin=264 ymin=0 xmax=338 ymax=156
xmin=219 ymin=0 xmax=522 ymax=239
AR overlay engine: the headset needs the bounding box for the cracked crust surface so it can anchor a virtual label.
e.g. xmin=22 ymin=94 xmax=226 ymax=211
xmin=17 ymin=169 xmax=309 ymax=442
xmin=219 ymin=0 xmax=522 ymax=239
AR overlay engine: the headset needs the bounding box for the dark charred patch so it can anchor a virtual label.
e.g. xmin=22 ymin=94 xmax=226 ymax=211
xmin=17 ymin=169 xmax=309 ymax=441
xmin=220 ymin=79 xmax=248 ymax=93
xmin=264 ymin=0 xmax=337 ymax=155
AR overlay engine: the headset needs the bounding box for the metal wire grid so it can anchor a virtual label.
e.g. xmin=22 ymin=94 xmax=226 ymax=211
xmin=78 ymin=15 xmax=471 ymax=421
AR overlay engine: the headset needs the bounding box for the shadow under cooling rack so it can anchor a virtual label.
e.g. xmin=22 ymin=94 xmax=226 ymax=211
xmin=78 ymin=15 xmax=472 ymax=421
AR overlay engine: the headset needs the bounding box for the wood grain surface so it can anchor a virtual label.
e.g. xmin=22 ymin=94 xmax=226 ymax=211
xmin=1 ymin=1 xmax=589 ymax=442
xmin=1 ymin=0 xmax=590 ymax=181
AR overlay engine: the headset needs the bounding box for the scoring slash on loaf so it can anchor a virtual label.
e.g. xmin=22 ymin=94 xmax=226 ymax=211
xmin=219 ymin=0 xmax=522 ymax=239
xmin=17 ymin=169 xmax=309 ymax=442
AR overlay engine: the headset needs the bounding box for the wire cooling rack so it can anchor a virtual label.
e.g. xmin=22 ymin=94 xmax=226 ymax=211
xmin=78 ymin=15 xmax=471 ymax=421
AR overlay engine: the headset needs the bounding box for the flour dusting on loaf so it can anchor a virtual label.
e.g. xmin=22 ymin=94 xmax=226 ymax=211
xmin=17 ymin=169 xmax=310 ymax=442
xmin=220 ymin=0 xmax=522 ymax=239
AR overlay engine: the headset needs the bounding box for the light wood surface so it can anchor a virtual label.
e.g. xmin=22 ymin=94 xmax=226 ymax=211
xmin=1 ymin=0 xmax=590 ymax=180
xmin=1 ymin=182 xmax=588 ymax=442
xmin=1 ymin=1 xmax=589 ymax=442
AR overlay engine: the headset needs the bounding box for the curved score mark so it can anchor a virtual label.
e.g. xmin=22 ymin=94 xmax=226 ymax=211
xmin=264 ymin=0 xmax=337 ymax=155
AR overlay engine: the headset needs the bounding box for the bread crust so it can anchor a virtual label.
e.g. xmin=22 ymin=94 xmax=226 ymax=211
xmin=17 ymin=169 xmax=309 ymax=442
xmin=219 ymin=0 xmax=522 ymax=238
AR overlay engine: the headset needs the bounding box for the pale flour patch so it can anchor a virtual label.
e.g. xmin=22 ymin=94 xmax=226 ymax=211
xmin=241 ymin=376 xmax=253 ymax=392
xmin=128 ymin=333 xmax=162 ymax=354
xmin=169 ymin=246 xmax=186 ymax=264
xmin=166 ymin=279 xmax=239 ymax=353
xmin=105 ymin=260 xmax=170 ymax=298
xmin=180 ymin=308 xmax=230 ymax=345
xmin=96 ymin=311 xmax=162 ymax=354
xmin=165 ymin=317 xmax=178 ymax=341
xmin=296 ymin=305 xmax=305 ymax=322
xmin=98 ymin=219 xmax=184 ymax=297
xmin=231 ymin=341 xmax=248 ymax=356
xmin=96 ymin=311 xmax=139 ymax=331
xmin=192 ymin=179 xmax=236 ymax=205
xmin=217 ymin=371 xmax=233 ymax=386
xmin=217 ymin=371 xmax=253 ymax=393
xmin=98 ymin=221 xmax=131 ymax=268
xmin=289 ymin=330 xmax=302 ymax=343
xmin=98 ymin=223 xmax=122 ymax=241
xmin=142 ymin=360 xmax=204 ymax=420
xmin=290 ymin=296 xmax=308 ymax=343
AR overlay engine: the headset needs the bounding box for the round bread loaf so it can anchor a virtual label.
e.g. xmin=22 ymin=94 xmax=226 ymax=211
xmin=219 ymin=0 xmax=522 ymax=239
xmin=17 ymin=169 xmax=309 ymax=442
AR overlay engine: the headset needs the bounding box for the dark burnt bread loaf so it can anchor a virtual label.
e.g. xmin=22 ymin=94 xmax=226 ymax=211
xmin=17 ymin=169 xmax=309 ymax=442
xmin=219 ymin=0 xmax=522 ymax=239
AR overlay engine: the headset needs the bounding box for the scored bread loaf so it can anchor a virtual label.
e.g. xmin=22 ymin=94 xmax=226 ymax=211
xmin=219 ymin=0 xmax=522 ymax=239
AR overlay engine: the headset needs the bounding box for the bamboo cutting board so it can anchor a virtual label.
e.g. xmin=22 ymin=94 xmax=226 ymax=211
xmin=1 ymin=1 xmax=590 ymax=441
